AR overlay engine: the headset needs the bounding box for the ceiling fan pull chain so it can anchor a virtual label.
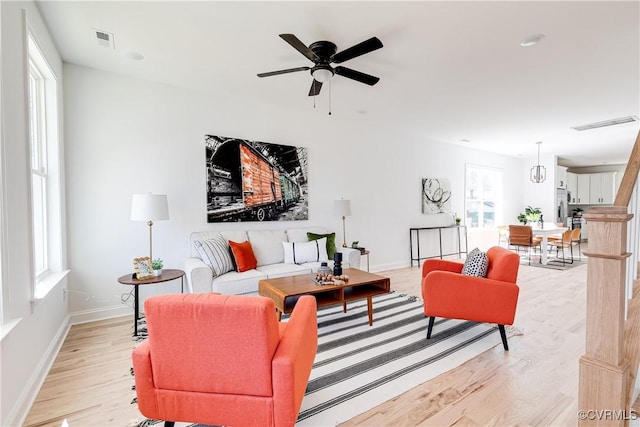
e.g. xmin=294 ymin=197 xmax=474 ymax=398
xmin=313 ymin=80 xmax=316 ymax=109
xmin=328 ymin=78 xmax=332 ymax=116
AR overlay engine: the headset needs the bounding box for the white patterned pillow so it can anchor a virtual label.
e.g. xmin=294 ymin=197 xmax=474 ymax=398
xmin=193 ymin=235 xmax=235 ymax=278
xmin=461 ymin=247 xmax=489 ymax=277
xmin=282 ymin=237 xmax=328 ymax=264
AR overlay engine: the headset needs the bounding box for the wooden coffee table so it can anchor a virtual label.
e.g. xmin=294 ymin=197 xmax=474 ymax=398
xmin=258 ymin=268 xmax=391 ymax=326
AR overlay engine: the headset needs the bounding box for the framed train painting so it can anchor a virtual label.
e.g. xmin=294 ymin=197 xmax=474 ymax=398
xmin=205 ymin=135 xmax=309 ymax=222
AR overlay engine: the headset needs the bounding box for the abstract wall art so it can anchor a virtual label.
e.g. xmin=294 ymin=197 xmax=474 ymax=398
xmin=422 ymin=177 xmax=452 ymax=214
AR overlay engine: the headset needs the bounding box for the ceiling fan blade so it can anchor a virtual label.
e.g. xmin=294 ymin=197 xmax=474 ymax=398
xmin=335 ymin=66 xmax=380 ymax=86
xmin=308 ymin=80 xmax=323 ymax=96
xmin=331 ymin=37 xmax=383 ymax=64
xmin=279 ymin=34 xmax=319 ymax=62
xmin=257 ymin=66 xmax=310 ymax=78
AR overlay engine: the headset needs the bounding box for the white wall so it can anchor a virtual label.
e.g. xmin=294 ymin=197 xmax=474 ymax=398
xmin=1 ymin=2 xmax=69 ymax=426
xmin=63 ymin=63 xmax=527 ymax=321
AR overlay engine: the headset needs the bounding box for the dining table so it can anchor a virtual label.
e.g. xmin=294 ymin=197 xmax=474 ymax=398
xmin=532 ymin=224 xmax=568 ymax=265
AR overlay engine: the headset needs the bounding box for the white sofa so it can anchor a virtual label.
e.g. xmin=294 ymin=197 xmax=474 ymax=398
xmin=184 ymin=227 xmax=361 ymax=295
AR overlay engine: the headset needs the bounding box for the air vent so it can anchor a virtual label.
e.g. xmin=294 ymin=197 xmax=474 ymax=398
xmin=93 ymin=28 xmax=114 ymax=49
xmin=571 ymin=116 xmax=639 ymax=131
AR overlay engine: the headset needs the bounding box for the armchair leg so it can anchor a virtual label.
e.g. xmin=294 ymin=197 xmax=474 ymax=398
xmin=426 ymin=316 xmax=435 ymax=339
xmin=498 ymin=325 xmax=509 ymax=351
xmin=165 ymin=422 xmax=175 ymax=427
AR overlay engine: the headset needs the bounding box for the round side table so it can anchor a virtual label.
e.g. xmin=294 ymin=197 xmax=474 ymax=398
xmin=118 ymin=268 xmax=185 ymax=336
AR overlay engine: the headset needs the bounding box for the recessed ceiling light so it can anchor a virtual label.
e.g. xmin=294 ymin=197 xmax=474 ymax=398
xmin=520 ymin=34 xmax=545 ymax=47
xmin=122 ymin=50 xmax=144 ymax=61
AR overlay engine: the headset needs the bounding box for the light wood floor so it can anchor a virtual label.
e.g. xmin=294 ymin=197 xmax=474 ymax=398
xmin=25 ymin=258 xmax=588 ymax=427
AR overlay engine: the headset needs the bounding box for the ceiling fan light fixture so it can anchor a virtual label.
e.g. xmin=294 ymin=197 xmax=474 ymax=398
xmin=312 ymin=68 xmax=333 ymax=83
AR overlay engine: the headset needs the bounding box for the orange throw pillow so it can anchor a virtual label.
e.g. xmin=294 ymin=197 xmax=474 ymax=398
xmin=229 ymin=240 xmax=258 ymax=272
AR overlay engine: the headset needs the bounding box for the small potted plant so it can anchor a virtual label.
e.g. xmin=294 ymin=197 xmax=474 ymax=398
xmin=151 ymin=258 xmax=163 ymax=277
xmin=351 ymin=241 xmax=359 ymax=248
xmin=518 ymin=206 xmax=542 ymax=225
xmin=455 ymin=217 xmax=462 ymax=225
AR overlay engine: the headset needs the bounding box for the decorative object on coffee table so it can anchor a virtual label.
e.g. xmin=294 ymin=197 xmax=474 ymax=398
xmin=317 ymin=262 xmax=332 ymax=275
xmin=334 ymin=199 xmax=351 ymax=247
xmin=333 ymin=252 xmax=343 ymax=276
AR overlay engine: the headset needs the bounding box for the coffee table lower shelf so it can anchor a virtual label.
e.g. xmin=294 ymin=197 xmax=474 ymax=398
xmin=258 ymin=268 xmax=391 ymax=326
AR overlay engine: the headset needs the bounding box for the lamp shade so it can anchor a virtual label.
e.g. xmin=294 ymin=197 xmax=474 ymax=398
xmin=131 ymin=194 xmax=170 ymax=221
xmin=334 ymin=199 xmax=352 ymax=217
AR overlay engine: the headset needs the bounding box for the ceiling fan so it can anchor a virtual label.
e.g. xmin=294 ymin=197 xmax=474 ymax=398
xmin=257 ymin=34 xmax=383 ymax=96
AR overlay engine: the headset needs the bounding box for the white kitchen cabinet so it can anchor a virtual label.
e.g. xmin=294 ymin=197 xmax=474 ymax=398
xmin=556 ymin=166 xmax=568 ymax=189
xmin=589 ymin=172 xmax=616 ymax=204
xmin=567 ymin=172 xmax=578 ymax=203
xmin=576 ymin=174 xmax=590 ymax=204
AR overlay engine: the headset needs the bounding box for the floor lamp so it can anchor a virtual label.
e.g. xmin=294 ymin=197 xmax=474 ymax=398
xmin=334 ymin=199 xmax=352 ymax=247
xmin=131 ymin=193 xmax=170 ymax=261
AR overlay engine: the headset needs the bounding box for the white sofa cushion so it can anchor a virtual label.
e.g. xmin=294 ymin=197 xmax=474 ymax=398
xmin=212 ymin=269 xmax=267 ymax=295
xmin=256 ymin=263 xmax=311 ymax=278
xmin=193 ymin=234 xmax=234 ymax=278
xmin=283 ymin=238 xmax=328 ymax=264
xmin=247 ymin=230 xmax=286 ymax=266
xmin=221 ymin=230 xmax=250 ymax=245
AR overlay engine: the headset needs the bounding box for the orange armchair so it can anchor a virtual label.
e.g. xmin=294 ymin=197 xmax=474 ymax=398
xmin=421 ymin=246 xmax=520 ymax=350
xmin=132 ymin=293 xmax=318 ymax=427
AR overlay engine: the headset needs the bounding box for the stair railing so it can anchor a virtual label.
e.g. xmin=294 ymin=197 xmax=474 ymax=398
xmin=578 ymin=129 xmax=640 ymax=426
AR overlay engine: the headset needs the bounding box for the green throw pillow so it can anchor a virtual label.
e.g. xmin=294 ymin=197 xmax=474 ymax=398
xmin=307 ymin=232 xmax=336 ymax=259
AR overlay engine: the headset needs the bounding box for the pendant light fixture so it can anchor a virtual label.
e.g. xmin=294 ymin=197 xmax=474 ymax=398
xmin=530 ymin=141 xmax=546 ymax=183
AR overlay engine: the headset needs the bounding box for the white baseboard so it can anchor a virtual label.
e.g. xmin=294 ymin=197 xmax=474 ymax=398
xmin=69 ymin=304 xmax=132 ymax=325
xmin=9 ymin=317 xmax=71 ymax=427
xmin=370 ymin=260 xmax=411 ymax=273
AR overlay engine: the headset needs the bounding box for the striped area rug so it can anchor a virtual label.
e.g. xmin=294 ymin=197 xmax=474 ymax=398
xmin=131 ymin=292 xmax=509 ymax=427
xmin=293 ymin=292 xmax=503 ymax=426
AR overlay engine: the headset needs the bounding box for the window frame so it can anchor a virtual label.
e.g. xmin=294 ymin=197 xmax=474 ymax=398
xmin=464 ymin=164 xmax=503 ymax=229
xmin=27 ymin=30 xmax=67 ymax=301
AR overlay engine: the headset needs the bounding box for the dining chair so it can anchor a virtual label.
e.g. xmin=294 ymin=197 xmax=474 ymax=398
xmin=548 ymin=229 xmax=573 ymax=265
xmin=507 ymin=225 xmax=542 ymax=265
xmin=497 ymin=225 xmax=509 ymax=247
xmin=570 ymin=228 xmax=582 ymax=260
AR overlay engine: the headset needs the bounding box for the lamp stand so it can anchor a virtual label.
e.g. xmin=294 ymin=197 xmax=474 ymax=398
xmin=342 ymin=215 xmax=347 ymax=247
xmin=148 ymin=220 xmax=154 ymax=261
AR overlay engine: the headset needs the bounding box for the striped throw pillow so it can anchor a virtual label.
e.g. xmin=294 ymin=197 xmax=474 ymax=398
xmin=194 ymin=235 xmax=235 ymax=278
xmin=282 ymin=237 xmax=328 ymax=264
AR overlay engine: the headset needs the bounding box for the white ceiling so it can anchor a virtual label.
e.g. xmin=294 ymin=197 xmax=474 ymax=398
xmin=35 ymin=1 xmax=640 ymax=167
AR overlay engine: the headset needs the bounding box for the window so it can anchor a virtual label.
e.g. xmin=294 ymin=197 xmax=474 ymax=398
xmin=27 ymin=32 xmax=65 ymax=299
xmin=465 ymin=165 xmax=503 ymax=229
xmin=29 ymin=61 xmax=48 ymax=278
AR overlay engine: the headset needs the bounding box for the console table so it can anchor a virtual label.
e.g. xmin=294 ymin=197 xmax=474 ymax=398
xmin=409 ymin=225 xmax=468 ymax=267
